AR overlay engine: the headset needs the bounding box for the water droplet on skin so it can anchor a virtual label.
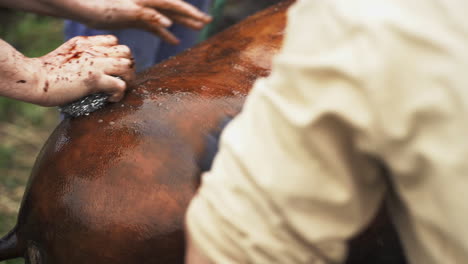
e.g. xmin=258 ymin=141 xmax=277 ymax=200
xmin=109 ymin=121 xmax=115 ymax=125
xmin=121 ymin=104 xmax=124 ymax=107
xmin=98 ymin=119 xmax=103 ymax=123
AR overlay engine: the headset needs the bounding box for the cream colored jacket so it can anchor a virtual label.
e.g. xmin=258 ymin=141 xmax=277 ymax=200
xmin=187 ymin=0 xmax=468 ymax=263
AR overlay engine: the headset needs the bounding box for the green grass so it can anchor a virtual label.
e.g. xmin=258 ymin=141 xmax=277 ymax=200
xmin=0 ymin=10 xmax=63 ymax=264
xmin=1 ymin=11 xmax=64 ymax=57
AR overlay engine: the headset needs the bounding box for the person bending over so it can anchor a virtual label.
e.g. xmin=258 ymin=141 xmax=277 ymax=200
xmin=185 ymin=0 xmax=468 ymax=263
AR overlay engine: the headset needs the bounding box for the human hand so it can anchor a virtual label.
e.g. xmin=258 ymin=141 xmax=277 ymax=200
xmin=44 ymin=0 xmax=212 ymax=44
xmin=31 ymin=35 xmax=135 ymax=107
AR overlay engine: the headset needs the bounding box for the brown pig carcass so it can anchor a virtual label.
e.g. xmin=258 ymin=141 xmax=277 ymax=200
xmin=0 ymin=1 xmax=406 ymax=263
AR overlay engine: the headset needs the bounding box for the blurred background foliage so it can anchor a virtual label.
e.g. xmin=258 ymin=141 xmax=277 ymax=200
xmin=0 ymin=1 xmax=281 ymax=263
xmin=0 ymin=9 xmax=62 ymax=264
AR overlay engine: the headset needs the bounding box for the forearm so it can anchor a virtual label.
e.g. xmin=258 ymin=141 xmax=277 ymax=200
xmin=0 ymin=0 xmax=57 ymax=16
xmin=0 ymin=0 xmax=97 ymax=22
xmin=0 ymin=39 xmax=44 ymax=104
xmin=2 ymin=35 xmax=134 ymax=107
xmin=0 ymin=0 xmax=211 ymax=44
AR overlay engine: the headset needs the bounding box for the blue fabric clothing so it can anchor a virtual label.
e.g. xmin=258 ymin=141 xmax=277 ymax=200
xmin=64 ymin=0 xmax=211 ymax=72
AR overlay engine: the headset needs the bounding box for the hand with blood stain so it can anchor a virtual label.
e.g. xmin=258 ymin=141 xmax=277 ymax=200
xmin=40 ymin=0 xmax=212 ymax=44
xmin=31 ymin=35 xmax=135 ymax=106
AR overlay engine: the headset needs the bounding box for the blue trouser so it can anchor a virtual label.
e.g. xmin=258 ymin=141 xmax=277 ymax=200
xmin=64 ymin=0 xmax=212 ymax=72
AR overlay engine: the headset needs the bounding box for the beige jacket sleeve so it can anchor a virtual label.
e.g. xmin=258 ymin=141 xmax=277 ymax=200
xmin=187 ymin=0 xmax=468 ymax=263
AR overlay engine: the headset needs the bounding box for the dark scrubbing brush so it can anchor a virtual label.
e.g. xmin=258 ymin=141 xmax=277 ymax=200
xmin=59 ymin=76 xmax=124 ymax=117
xmin=58 ymin=93 xmax=109 ymax=117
